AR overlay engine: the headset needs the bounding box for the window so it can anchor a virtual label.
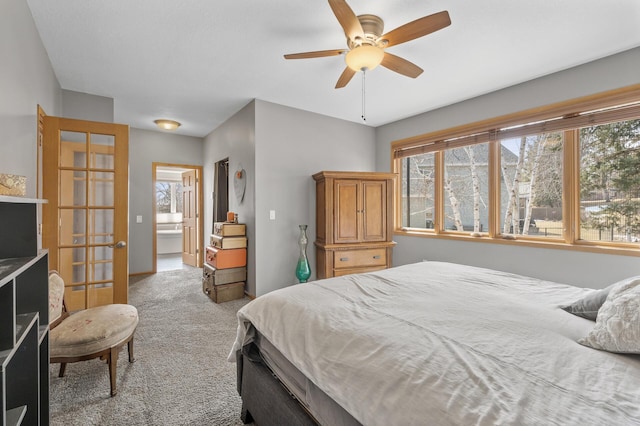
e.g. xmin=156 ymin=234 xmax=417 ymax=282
xmin=499 ymin=133 xmax=563 ymax=239
xmin=392 ymin=84 xmax=640 ymax=254
xmin=156 ymin=181 xmax=183 ymax=214
xmin=444 ymin=144 xmax=489 ymax=233
xmin=579 ymin=119 xmax=640 ymax=243
xmin=401 ymin=153 xmax=435 ymax=229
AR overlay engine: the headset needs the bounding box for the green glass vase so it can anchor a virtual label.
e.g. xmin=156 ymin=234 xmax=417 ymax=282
xmin=295 ymin=225 xmax=311 ymax=283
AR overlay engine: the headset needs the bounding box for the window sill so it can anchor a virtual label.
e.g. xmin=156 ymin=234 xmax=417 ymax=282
xmin=395 ymin=228 xmax=640 ymax=257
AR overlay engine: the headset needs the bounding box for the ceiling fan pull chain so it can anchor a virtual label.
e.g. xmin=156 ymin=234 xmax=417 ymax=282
xmin=361 ymin=69 xmax=366 ymax=122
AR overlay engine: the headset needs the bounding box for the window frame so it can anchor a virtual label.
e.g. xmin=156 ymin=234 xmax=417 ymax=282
xmin=391 ymin=84 xmax=640 ymax=257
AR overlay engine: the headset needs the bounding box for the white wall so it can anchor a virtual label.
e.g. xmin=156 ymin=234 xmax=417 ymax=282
xmin=0 ymin=0 xmax=61 ymax=197
xmin=375 ymin=47 xmax=640 ymax=289
xmin=254 ymin=100 xmax=376 ymax=296
xmin=129 ymin=127 xmax=204 ymax=274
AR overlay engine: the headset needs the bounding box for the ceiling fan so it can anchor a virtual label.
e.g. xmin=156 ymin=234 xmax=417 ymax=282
xmin=284 ymin=0 xmax=451 ymax=89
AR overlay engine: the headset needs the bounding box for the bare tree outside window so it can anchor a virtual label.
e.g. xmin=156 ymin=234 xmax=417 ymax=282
xmin=156 ymin=182 xmax=183 ymax=214
xmin=443 ymin=144 xmax=489 ymax=232
xmin=401 ymin=153 xmax=435 ymax=229
xmin=500 ymin=133 xmax=563 ymax=237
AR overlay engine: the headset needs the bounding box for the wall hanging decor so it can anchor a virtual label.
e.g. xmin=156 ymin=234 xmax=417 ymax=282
xmin=0 ymin=173 xmax=26 ymax=196
xmin=234 ymin=166 xmax=246 ymax=203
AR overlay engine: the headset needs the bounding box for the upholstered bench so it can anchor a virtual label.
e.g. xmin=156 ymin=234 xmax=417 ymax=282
xmin=49 ymin=271 xmax=139 ymax=396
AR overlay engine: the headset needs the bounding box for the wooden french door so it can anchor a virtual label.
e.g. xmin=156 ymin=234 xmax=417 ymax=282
xmin=181 ymin=169 xmax=200 ymax=267
xmin=42 ymin=117 xmax=129 ymax=311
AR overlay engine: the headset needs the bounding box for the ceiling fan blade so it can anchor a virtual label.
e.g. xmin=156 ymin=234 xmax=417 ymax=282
xmin=379 ymin=10 xmax=451 ymax=48
xmin=284 ymin=49 xmax=346 ymax=60
xmin=381 ymin=52 xmax=424 ymax=78
xmin=335 ymin=67 xmax=356 ymax=89
xmin=328 ymin=0 xmax=364 ymax=41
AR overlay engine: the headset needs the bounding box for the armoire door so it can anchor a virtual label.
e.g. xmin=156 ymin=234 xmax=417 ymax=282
xmin=42 ymin=116 xmax=129 ymax=310
xmin=361 ymin=180 xmax=387 ymax=242
xmin=334 ymin=179 xmax=387 ymax=243
xmin=334 ymin=179 xmax=360 ymax=243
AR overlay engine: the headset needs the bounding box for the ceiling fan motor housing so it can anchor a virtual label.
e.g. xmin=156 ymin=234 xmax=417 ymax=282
xmin=349 ymin=14 xmax=384 ymax=48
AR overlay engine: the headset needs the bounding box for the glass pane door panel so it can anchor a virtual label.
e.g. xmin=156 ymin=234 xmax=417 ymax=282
xmin=90 ymin=134 xmax=115 ymax=169
xmin=59 ymin=170 xmax=86 ymax=206
xmin=59 ymin=209 xmax=86 ymax=245
xmin=89 ymin=171 xmax=114 ymax=206
xmin=89 ymin=209 xmax=114 ymax=244
xmin=90 ymin=246 xmax=113 ymax=281
xmin=59 ymin=247 xmax=86 ymax=285
xmin=60 ymin=132 xmax=87 ymax=168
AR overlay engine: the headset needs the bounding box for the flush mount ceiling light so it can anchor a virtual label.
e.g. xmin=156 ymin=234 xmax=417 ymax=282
xmin=154 ymin=119 xmax=181 ymax=131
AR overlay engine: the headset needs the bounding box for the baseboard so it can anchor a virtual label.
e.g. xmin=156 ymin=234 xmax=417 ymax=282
xmin=129 ymin=271 xmax=154 ymax=277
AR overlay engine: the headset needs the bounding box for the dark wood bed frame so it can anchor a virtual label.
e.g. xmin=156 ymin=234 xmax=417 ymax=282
xmin=236 ymin=343 xmax=318 ymax=425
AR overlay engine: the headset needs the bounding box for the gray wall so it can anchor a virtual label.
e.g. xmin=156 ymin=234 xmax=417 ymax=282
xmin=375 ymin=47 xmax=640 ymax=289
xmin=1 ymin=0 xmax=61 ymax=197
xmin=129 ymin=127 xmax=204 ymax=274
xmin=203 ymin=100 xmax=376 ymax=297
xmin=203 ymin=101 xmax=257 ymax=294
xmin=254 ymin=100 xmax=376 ymax=296
xmin=62 ymin=89 xmax=114 ymax=123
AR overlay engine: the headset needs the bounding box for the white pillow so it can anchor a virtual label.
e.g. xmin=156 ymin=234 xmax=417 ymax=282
xmin=578 ymin=277 xmax=640 ymax=354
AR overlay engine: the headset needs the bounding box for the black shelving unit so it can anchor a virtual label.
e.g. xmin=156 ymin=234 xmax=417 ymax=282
xmin=0 ymin=195 xmax=49 ymax=426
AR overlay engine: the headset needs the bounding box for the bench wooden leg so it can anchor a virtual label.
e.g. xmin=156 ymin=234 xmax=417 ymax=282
xmin=108 ymin=346 xmax=119 ymax=397
xmin=128 ymin=337 xmax=135 ymax=363
xmin=58 ymin=363 xmax=67 ymax=378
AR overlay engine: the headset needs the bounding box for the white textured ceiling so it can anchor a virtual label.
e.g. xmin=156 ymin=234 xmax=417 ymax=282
xmin=26 ymin=0 xmax=640 ymax=137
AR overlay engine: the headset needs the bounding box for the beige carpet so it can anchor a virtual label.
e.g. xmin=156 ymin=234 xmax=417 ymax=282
xmin=49 ymin=266 xmax=250 ymax=426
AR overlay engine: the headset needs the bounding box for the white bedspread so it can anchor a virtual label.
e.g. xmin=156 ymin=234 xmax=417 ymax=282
xmin=229 ymin=261 xmax=640 ymax=425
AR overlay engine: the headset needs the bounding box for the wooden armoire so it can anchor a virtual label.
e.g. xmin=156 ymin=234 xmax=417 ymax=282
xmin=313 ymin=171 xmax=397 ymax=279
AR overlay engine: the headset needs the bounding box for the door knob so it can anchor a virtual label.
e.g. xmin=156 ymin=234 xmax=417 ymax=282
xmin=109 ymin=241 xmax=127 ymax=249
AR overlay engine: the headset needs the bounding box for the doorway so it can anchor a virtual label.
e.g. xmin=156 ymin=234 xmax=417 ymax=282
xmin=213 ymin=158 xmax=229 ymax=223
xmin=152 ymin=163 xmax=203 ymax=272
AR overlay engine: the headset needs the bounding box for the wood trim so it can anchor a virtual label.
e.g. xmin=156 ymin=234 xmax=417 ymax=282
xmin=151 ymin=165 xmax=158 ymax=274
xmin=129 ymin=271 xmax=153 ymax=277
xmin=488 ymin=141 xmax=501 ymax=239
xmin=312 ymin=171 xmax=398 ymax=180
xmin=392 ymin=84 xmax=640 ymax=156
xmin=42 ymin=116 xmax=60 ymax=270
xmin=564 ymin=130 xmax=578 ymax=243
xmin=434 ymin=151 xmax=444 ymax=234
xmin=36 ymin=105 xmax=46 ymax=199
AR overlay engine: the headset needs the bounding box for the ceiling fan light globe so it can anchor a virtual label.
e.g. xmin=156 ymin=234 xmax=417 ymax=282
xmin=345 ymin=45 xmax=384 ymax=72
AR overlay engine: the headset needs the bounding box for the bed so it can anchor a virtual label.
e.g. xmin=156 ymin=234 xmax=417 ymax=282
xmin=229 ymin=261 xmax=640 ymax=425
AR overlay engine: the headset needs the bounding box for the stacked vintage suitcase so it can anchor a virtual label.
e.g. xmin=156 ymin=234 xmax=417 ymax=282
xmin=202 ymin=221 xmax=247 ymax=303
